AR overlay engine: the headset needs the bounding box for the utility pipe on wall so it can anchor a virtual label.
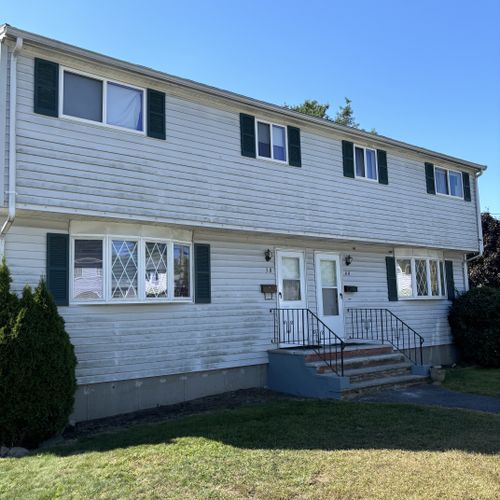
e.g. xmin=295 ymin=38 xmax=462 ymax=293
xmin=0 ymin=36 xmax=23 ymax=256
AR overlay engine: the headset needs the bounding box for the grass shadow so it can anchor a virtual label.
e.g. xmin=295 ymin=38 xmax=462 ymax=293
xmin=46 ymin=400 xmax=500 ymax=457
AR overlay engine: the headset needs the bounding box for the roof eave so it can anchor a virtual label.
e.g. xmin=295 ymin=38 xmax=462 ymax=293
xmin=1 ymin=24 xmax=487 ymax=173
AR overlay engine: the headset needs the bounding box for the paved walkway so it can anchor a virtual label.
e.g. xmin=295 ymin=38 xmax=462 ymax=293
xmin=354 ymin=383 xmax=500 ymax=414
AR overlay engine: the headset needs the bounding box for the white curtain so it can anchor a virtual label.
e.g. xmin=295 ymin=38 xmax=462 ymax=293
xmin=107 ymin=82 xmax=143 ymax=131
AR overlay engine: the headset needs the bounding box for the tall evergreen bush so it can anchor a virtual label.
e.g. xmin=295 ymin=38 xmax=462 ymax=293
xmin=0 ymin=268 xmax=77 ymax=448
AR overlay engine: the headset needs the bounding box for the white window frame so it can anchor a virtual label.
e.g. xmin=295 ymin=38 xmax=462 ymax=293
xmin=255 ymin=119 xmax=288 ymax=163
xmin=354 ymin=144 xmax=378 ymax=181
xmin=69 ymin=235 xmax=193 ymax=304
xmin=395 ymin=250 xmax=447 ymax=300
xmin=434 ymin=165 xmax=464 ymax=199
xmin=59 ymin=66 xmax=146 ymax=135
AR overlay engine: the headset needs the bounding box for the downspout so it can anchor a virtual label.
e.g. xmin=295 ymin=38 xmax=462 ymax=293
xmin=0 ymin=36 xmax=23 ymax=256
xmin=463 ymin=169 xmax=485 ymax=290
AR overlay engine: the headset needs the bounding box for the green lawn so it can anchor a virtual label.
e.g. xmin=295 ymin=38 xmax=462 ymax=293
xmin=1 ymin=400 xmax=499 ymax=499
xmin=444 ymin=367 xmax=500 ymax=398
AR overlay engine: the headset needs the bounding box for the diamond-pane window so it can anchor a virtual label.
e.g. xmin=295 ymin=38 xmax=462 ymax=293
xmin=145 ymin=242 xmax=168 ymax=298
xmin=111 ymin=240 xmax=138 ymax=299
xmin=430 ymin=260 xmax=439 ymax=296
xmin=415 ymin=259 xmax=428 ymax=296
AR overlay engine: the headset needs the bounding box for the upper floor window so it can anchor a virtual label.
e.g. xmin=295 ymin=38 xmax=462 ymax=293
xmin=354 ymin=145 xmax=378 ymax=180
xmin=61 ymin=68 xmax=145 ymax=132
xmin=257 ymin=121 xmax=287 ymax=162
xmin=435 ymin=166 xmax=463 ymax=198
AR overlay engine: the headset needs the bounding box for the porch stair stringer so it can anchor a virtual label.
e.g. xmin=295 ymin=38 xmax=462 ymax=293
xmin=267 ymin=349 xmax=350 ymax=399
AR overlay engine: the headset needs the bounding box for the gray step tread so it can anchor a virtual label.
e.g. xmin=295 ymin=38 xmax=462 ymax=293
xmin=306 ymin=353 xmax=404 ymax=370
xmin=270 ymin=343 xmax=391 ymax=356
xmin=345 ymin=374 xmax=428 ymax=391
xmin=343 ymin=362 xmax=412 ymax=377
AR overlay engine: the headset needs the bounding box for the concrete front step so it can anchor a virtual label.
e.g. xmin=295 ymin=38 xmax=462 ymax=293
xmin=304 ymin=344 xmax=394 ymax=363
xmin=311 ymin=353 xmax=406 ymax=373
xmin=342 ymin=374 xmax=428 ymax=398
xmin=267 ymin=346 xmax=430 ymax=400
xmin=343 ymin=362 xmax=413 ymax=383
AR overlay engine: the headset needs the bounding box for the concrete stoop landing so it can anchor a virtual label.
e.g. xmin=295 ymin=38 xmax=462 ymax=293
xmin=267 ymin=343 xmax=430 ymax=400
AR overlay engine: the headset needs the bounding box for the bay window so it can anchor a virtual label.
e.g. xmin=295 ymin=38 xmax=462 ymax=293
xmin=71 ymin=236 xmax=192 ymax=303
xmin=395 ymin=250 xmax=446 ymax=299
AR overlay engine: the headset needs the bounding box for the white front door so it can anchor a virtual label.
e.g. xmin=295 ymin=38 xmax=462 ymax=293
xmin=276 ymin=250 xmax=306 ymax=309
xmin=315 ymin=253 xmax=344 ymax=338
xmin=275 ymin=251 xmax=307 ymax=346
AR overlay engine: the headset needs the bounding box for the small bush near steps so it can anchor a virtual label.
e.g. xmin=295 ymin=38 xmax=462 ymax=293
xmin=449 ymin=287 xmax=500 ymax=368
xmin=0 ymin=259 xmax=77 ymax=448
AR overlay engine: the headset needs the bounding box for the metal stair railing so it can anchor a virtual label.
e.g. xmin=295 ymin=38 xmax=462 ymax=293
xmin=346 ymin=308 xmax=424 ymax=365
xmin=270 ymin=308 xmax=345 ymax=376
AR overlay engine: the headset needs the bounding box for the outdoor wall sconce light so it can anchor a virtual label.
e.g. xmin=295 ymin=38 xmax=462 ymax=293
xmin=264 ymin=249 xmax=273 ymax=262
xmin=344 ymin=254 xmax=353 ymax=266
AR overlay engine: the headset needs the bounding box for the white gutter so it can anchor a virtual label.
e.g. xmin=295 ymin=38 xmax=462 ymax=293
xmin=463 ymin=170 xmax=485 ymax=290
xmin=0 ymin=36 xmax=23 ymax=256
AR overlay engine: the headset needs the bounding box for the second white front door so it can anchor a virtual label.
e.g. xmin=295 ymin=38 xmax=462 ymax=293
xmin=315 ymin=253 xmax=344 ymax=337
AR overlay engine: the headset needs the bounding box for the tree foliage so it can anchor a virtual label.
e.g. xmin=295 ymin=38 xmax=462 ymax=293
xmin=449 ymin=287 xmax=500 ymax=367
xmin=469 ymin=212 xmax=500 ymax=289
xmin=333 ymin=97 xmax=359 ymax=128
xmin=285 ymin=97 xmax=376 ymax=133
xmin=0 ymin=272 xmax=77 ymax=448
xmin=284 ymin=99 xmax=332 ymax=120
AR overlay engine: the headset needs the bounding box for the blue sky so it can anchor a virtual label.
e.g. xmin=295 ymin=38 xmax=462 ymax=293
xmin=2 ymin=0 xmax=499 ymax=214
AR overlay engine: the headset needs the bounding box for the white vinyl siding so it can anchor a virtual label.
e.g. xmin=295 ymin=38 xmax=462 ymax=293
xmin=10 ymin=49 xmax=480 ymax=252
xmin=6 ymin=219 xmax=467 ymax=386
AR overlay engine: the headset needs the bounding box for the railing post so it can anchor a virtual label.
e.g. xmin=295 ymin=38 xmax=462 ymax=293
xmin=380 ymin=310 xmax=384 ymax=344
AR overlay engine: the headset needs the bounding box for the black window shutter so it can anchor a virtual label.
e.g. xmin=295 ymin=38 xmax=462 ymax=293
xmin=342 ymin=140 xmax=355 ymax=178
xmin=445 ymin=260 xmax=455 ymax=300
xmin=34 ymin=58 xmax=59 ymax=117
xmin=194 ymin=243 xmax=211 ymax=304
xmin=377 ymin=149 xmax=388 ymax=184
xmin=425 ymin=162 xmax=436 ymax=194
xmin=240 ymin=113 xmax=256 ymax=158
xmin=385 ymin=256 xmax=398 ymax=302
xmin=462 ymin=172 xmax=471 ymax=201
xmin=147 ymin=89 xmax=166 ymax=140
xmin=287 ymin=126 xmax=301 ymax=167
xmin=46 ymin=233 xmax=69 ymax=306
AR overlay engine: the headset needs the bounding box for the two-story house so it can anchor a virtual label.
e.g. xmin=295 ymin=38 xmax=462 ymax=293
xmin=0 ymin=25 xmax=485 ymax=422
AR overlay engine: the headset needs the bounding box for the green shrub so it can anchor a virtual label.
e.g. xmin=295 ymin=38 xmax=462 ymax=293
xmin=0 ymin=278 xmax=77 ymax=448
xmin=449 ymin=287 xmax=500 ymax=368
xmin=0 ymin=257 xmax=18 ymax=329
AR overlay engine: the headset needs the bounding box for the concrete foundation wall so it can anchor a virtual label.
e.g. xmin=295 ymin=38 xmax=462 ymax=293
xmin=422 ymin=343 xmax=459 ymax=366
xmin=71 ymin=364 xmax=267 ymax=423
